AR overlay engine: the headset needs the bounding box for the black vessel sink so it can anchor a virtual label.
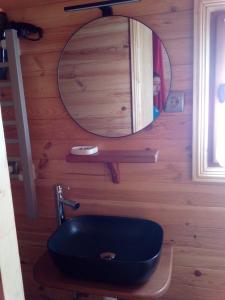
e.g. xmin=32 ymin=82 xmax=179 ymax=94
xmin=47 ymin=215 xmax=163 ymax=285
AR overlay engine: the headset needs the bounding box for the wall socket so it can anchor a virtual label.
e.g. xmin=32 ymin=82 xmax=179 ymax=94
xmin=165 ymin=91 xmax=185 ymax=113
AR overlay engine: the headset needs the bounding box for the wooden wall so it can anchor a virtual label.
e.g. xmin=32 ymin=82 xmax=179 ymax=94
xmin=1 ymin=0 xmax=225 ymax=299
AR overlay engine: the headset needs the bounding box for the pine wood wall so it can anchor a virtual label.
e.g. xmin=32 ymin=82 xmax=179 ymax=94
xmin=1 ymin=0 xmax=225 ymax=299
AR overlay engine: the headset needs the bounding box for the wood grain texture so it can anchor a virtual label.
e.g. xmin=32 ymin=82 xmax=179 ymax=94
xmin=4 ymin=0 xmax=225 ymax=299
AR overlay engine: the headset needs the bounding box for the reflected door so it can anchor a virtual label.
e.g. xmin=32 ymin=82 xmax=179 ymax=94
xmin=130 ymin=19 xmax=153 ymax=132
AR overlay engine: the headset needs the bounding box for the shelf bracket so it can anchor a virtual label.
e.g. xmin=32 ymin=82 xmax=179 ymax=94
xmin=106 ymin=162 xmax=120 ymax=184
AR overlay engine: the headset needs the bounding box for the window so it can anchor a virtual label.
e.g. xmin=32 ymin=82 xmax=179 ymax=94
xmin=193 ymin=0 xmax=225 ymax=182
xmin=210 ymin=12 xmax=225 ymax=167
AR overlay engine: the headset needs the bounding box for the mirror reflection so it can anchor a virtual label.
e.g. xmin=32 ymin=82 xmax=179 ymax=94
xmin=58 ymin=16 xmax=171 ymax=137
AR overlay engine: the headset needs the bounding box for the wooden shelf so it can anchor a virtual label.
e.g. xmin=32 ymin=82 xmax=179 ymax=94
xmin=66 ymin=149 xmax=159 ymax=184
xmin=34 ymin=244 xmax=173 ymax=300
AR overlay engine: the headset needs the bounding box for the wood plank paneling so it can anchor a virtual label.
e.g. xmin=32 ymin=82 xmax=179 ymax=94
xmin=5 ymin=0 xmax=225 ymax=299
xmin=26 ymin=115 xmax=192 ymax=141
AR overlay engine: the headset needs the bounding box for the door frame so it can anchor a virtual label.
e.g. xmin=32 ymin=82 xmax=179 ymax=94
xmin=0 ymin=106 xmax=25 ymax=300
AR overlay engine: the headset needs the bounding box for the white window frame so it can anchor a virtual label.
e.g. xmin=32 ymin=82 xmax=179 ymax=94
xmin=193 ymin=0 xmax=225 ymax=182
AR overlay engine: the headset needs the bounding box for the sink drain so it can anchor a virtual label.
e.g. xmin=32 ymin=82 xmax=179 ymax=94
xmin=100 ymin=252 xmax=116 ymax=261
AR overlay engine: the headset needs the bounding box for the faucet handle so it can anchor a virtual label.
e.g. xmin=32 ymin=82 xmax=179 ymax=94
xmin=55 ymin=184 xmax=70 ymax=200
xmin=56 ymin=184 xmax=70 ymax=191
xmin=61 ymin=184 xmax=70 ymax=191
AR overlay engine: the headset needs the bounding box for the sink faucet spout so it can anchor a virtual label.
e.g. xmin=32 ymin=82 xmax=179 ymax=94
xmin=55 ymin=184 xmax=80 ymax=226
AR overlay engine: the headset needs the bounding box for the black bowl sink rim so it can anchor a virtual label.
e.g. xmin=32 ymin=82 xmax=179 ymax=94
xmin=47 ymin=215 xmax=164 ymax=264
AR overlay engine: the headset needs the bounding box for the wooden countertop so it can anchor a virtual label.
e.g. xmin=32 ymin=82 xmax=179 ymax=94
xmin=34 ymin=244 xmax=173 ymax=300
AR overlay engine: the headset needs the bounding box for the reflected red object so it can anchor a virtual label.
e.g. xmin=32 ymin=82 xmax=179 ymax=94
xmin=153 ymin=33 xmax=166 ymax=112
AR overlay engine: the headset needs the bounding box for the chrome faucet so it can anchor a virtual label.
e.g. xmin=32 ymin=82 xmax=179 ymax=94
xmin=55 ymin=184 xmax=80 ymax=226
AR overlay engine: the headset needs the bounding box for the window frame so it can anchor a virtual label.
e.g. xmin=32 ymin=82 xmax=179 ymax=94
xmin=193 ymin=0 xmax=225 ymax=182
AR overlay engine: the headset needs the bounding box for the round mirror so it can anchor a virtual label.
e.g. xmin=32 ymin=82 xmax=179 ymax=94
xmin=58 ymin=16 xmax=171 ymax=137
